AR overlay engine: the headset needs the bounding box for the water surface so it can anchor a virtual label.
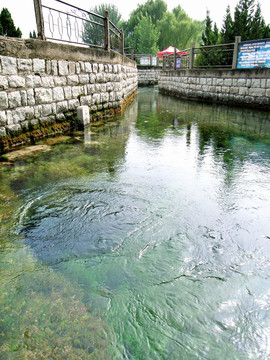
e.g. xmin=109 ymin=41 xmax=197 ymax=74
xmin=1 ymin=88 xmax=270 ymax=359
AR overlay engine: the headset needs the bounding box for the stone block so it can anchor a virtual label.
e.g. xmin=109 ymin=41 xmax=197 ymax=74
xmin=58 ymin=60 xmax=69 ymax=76
xmin=23 ymin=106 xmax=35 ymax=120
xmin=237 ymin=78 xmax=246 ymax=87
xmin=77 ymin=105 xmax=90 ymax=126
xmin=6 ymin=124 xmax=21 ymax=134
xmin=0 ymin=92 xmax=8 ymax=109
xmin=56 ymin=101 xmax=68 ymax=113
xmin=27 ymin=89 xmax=35 ymax=106
xmin=8 ymin=75 xmax=25 ymax=88
xmin=68 ymin=99 xmax=80 ymax=110
xmin=26 ymin=75 xmax=42 ymax=88
xmin=0 ymin=76 xmax=9 ymax=90
xmin=54 ymin=76 xmax=67 ymax=86
xmin=21 ymin=90 xmax=28 ymax=106
xmin=92 ymin=93 xmax=100 ymax=104
xmin=261 ymin=79 xmax=266 ymax=88
xmin=8 ymin=91 xmax=21 ymax=108
xmin=72 ymin=86 xmax=85 ymax=98
xmin=251 ymin=79 xmax=261 ymax=88
xmin=69 ymin=61 xmax=76 ymax=75
xmin=12 ymin=108 xmax=26 ymax=123
xmin=86 ymin=84 xmax=95 ymax=94
xmin=51 ymin=60 xmax=58 ymax=76
xmin=33 ymin=59 xmax=46 ymax=73
xmin=75 ymin=63 xmax=81 ymax=74
xmin=85 ymin=62 xmax=92 ymax=73
xmin=224 ymin=78 xmax=232 ymax=86
xmin=35 ymin=88 xmax=53 ymax=104
xmin=18 ymin=58 xmax=33 ymax=73
xmin=79 ymin=61 xmax=85 ymax=73
xmin=67 ymin=75 xmax=79 ymax=86
xmin=248 ymin=88 xmax=265 ymax=97
xmin=80 ymin=95 xmax=92 ymax=106
xmin=64 ymin=86 xmax=72 ymax=99
xmin=53 ymin=87 xmax=65 ymax=101
xmin=41 ymin=76 xmax=55 ymax=87
xmin=1 ymin=56 xmax=17 ymax=75
xmin=0 ymin=111 xmax=6 ymax=126
xmin=239 ymin=87 xmax=248 ymax=96
xmin=79 ymin=74 xmax=89 ymax=84
xmin=100 ymin=92 xmax=109 ymax=103
xmin=92 ymin=63 xmax=98 ymax=73
xmin=42 ymin=104 xmax=53 ymax=116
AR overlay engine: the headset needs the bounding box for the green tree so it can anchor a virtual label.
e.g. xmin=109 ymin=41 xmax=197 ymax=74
xmin=220 ymin=6 xmax=234 ymax=43
xmin=233 ymin=0 xmax=255 ymax=41
xmin=249 ymin=3 xmax=269 ymax=39
xmin=82 ymin=3 xmax=122 ymax=48
xmin=0 ymin=8 xmax=22 ymax=37
xmin=92 ymin=3 xmax=122 ymax=28
xmin=201 ymin=11 xmax=219 ymax=46
xmin=133 ymin=15 xmax=159 ymax=54
xmin=29 ymin=30 xmax=37 ymax=39
xmin=196 ymin=11 xmax=221 ymax=66
xmin=123 ymin=0 xmax=167 ymax=50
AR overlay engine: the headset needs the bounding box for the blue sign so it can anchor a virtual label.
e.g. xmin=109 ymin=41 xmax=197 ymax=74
xmin=237 ymin=38 xmax=270 ymax=69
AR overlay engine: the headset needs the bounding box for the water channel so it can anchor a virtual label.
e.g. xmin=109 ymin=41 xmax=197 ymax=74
xmin=1 ymin=87 xmax=270 ymax=359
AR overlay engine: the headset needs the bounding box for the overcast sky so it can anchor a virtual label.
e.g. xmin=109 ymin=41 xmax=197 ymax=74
xmin=1 ymin=0 xmax=270 ymax=38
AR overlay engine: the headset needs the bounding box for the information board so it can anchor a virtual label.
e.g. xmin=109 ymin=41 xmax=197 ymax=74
xmin=237 ymin=38 xmax=270 ymax=69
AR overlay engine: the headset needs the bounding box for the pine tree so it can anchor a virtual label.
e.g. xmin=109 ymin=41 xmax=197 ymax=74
xmin=0 ymin=8 xmax=22 ymax=38
xmin=220 ymin=6 xmax=234 ymax=43
xmin=234 ymin=0 xmax=255 ymax=41
xmin=249 ymin=3 xmax=266 ymax=39
xmin=29 ymin=30 xmax=37 ymax=39
xmin=201 ymin=11 xmax=214 ymax=46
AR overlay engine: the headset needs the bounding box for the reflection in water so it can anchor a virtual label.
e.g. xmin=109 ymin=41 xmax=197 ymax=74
xmin=0 ymin=87 xmax=270 ymax=359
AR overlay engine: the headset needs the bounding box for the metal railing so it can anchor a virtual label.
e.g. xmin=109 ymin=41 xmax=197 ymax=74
xmin=124 ymin=51 xmax=161 ymax=66
xmin=162 ymin=37 xmax=241 ymax=70
xmin=33 ymin=0 xmax=124 ymax=54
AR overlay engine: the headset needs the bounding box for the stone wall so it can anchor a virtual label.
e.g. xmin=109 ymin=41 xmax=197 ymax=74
xmin=0 ymin=36 xmax=137 ymax=150
xmin=138 ymin=66 xmax=161 ymax=86
xmin=158 ymin=69 xmax=270 ymax=110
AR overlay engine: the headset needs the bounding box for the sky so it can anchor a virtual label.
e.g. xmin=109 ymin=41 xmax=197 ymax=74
xmin=1 ymin=0 xmax=270 ymax=38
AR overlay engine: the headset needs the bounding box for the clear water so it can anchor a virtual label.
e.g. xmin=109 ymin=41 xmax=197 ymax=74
xmin=1 ymin=87 xmax=270 ymax=359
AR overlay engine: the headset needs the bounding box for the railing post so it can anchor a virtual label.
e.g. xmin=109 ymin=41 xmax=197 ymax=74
xmin=120 ymin=29 xmax=124 ymax=55
xmin=163 ymin=55 xmax=166 ymax=70
xmin=33 ymin=0 xmax=46 ymax=40
xmin=189 ymin=42 xmax=195 ymax=69
xmin=104 ymin=10 xmax=110 ymax=51
xmin=232 ymin=36 xmax=241 ymax=69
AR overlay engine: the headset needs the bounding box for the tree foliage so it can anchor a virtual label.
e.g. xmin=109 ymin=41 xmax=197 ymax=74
xmin=123 ymin=0 xmax=202 ymax=53
xmin=82 ymin=3 xmax=122 ymax=47
xmin=197 ymin=0 xmax=270 ymax=66
xmin=157 ymin=6 xmax=202 ymax=51
xmin=202 ymin=0 xmax=270 ymax=46
xmin=0 ymin=8 xmax=22 ymax=38
xmin=133 ymin=15 xmax=160 ymax=55
xmin=29 ymin=30 xmax=37 ymax=39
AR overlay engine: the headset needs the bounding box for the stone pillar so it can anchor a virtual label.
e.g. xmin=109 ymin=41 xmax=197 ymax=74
xmin=77 ymin=106 xmax=90 ymax=127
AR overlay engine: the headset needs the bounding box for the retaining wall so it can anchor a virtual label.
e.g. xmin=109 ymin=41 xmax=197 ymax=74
xmin=158 ymin=69 xmax=270 ymax=110
xmin=0 ymin=36 xmax=137 ymax=151
xmin=138 ymin=66 xmax=161 ymax=86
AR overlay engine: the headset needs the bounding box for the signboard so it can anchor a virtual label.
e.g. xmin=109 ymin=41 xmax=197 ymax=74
xmin=139 ymin=56 xmax=157 ymax=66
xmin=237 ymin=38 xmax=270 ymax=69
xmin=176 ymin=58 xmax=181 ymax=69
